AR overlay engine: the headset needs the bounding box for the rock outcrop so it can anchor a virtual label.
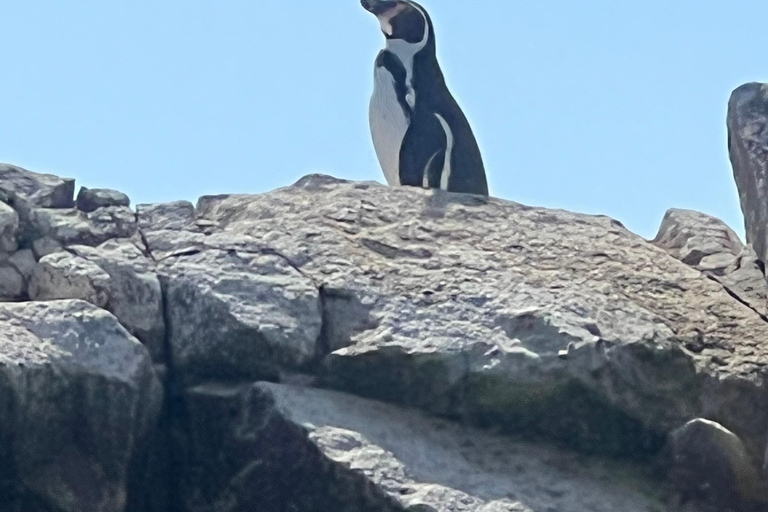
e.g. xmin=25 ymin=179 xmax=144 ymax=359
xmin=176 ymin=177 xmax=768 ymax=460
xmin=2 ymin=162 xmax=768 ymax=512
xmin=0 ymin=300 xmax=162 ymax=512
xmin=729 ymin=82 xmax=768 ymax=265
xmin=29 ymin=206 xmax=137 ymax=254
xmin=0 ymin=164 xmax=75 ymax=211
xmin=76 ymin=187 xmax=131 ymax=213
xmin=652 ymin=208 xmax=768 ymax=317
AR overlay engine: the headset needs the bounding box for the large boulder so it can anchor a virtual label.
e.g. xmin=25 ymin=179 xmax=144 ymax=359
xmin=652 ymin=208 xmax=768 ymax=316
xmin=27 ymin=241 xmax=166 ymax=361
xmin=138 ymin=200 xmax=324 ymax=384
xmin=158 ymin=247 xmax=322 ymax=385
xmin=668 ymin=419 xmax=768 ymax=511
xmin=70 ymin=241 xmax=166 ymax=361
xmin=0 ymin=300 xmax=162 ymax=512
xmin=141 ymin=176 xmax=768 ymax=462
xmin=76 ymin=187 xmax=131 ymax=213
xmin=136 ymin=201 xmax=213 ymax=260
xmin=29 ymin=251 xmax=112 ymax=307
xmin=728 ymin=82 xmax=768 ymax=264
xmin=28 ymin=206 xmax=137 ymax=249
xmin=653 ymin=209 xmax=744 ymax=264
xmin=0 ymin=163 xmax=75 ymax=211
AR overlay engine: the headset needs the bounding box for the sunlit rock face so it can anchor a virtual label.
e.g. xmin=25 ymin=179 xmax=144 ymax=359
xmin=2 ymin=162 xmax=768 ymax=512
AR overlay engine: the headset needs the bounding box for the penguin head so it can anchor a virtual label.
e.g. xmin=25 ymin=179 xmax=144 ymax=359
xmin=361 ymin=0 xmax=430 ymax=44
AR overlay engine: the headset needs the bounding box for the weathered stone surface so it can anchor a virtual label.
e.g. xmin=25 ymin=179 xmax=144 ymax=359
xmin=29 ymin=251 xmax=111 ymax=308
xmin=27 ymin=242 xmax=166 ymax=361
xmin=652 ymin=208 xmax=768 ymax=316
xmin=0 ymin=300 xmax=162 ymax=512
xmin=158 ymin=248 xmax=322 ymax=385
xmin=265 ymin=383 xmax=664 ymax=512
xmin=0 ymin=263 xmax=24 ymax=301
xmin=136 ymin=201 xmax=211 ymax=261
xmin=0 ymin=201 xmax=19 ymax=253
xmin=668 ymin=419 xmax=768 ymax=511
xmin=0 ymin=163 xmax=75 ymax=210
xmin=728 ymin=82 xmax=768 ymax=264
xmin=141 ymin=175 xmax=768 ymax=462
xmin=29 ymin=206 xmax=137 ymax=248
xmin=31 ymin=236 xmax=62 ymax=260
xmin=71 ymin=240 xmax=165 ymax=361
xmin=653 ymin=208 xmax=743 ymax=264
xmin=137 ymin=201 xmax=197 ymax=231
xmin=4 ymin=164 xmax=768 ymax=511
xmin=174 ymin=383 xmax=404 ymax=512
xmin=0 ymin=249 xmax=35 ymax=302
xmin=139 ymin=192 xmax=323 ymax=385
xmin=8 ymin=249 xmax=36 ymax=282
xmin=77 ymin=187 xmax=131 ymax=213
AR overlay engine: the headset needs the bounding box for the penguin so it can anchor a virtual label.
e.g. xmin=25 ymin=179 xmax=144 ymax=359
xmin=362 ymin=0 xmax=489 ymax=196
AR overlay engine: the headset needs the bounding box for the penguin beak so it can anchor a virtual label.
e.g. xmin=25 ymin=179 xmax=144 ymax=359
xmin=361 ymin=0 xmax=400 ymax=16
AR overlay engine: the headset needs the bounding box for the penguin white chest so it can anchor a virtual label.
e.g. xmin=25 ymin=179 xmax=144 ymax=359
xmin=369 ymin=65 xmax=410 ymax=186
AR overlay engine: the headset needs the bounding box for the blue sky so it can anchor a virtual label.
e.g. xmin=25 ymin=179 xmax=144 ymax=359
xmin=2 ymin=1 xmax=766 ymax=238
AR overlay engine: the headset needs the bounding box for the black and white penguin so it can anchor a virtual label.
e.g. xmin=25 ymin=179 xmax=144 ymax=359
xmin=362 ymin=0 xmax=488 ymax=196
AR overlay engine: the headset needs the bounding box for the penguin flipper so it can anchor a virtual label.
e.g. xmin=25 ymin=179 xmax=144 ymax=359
xmin=399 ymin=112 xmax=447 ymax=188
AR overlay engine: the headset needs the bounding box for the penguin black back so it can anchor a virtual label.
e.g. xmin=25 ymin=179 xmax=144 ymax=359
xmin=362 ymin=0 xmax=489 ymax=196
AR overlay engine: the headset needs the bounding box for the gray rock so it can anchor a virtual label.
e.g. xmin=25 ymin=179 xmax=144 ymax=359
xmin=77 ymin=186 xmax=131 ymax=213
xmin=137 ymin=200 xmax=197 ymax=231
xmin=0 ymin=264 xmax=24 ymax=301
xmin=8 ymin=249 xmax=37 ymax=282
xmin=728 ymin=83 xmax=768 ymax=264
xmin=652 ymin=208 xmax=768 ymax=316
xmin=0 ymin=300 xmax=162 ymax=512
xmin=71 ymin=240 xmax=165 ymax=361
xmin=147 ymin=175 xmax=768 ymax=462
xmin=30 ymin=206 xmax=137 ymax=248
xmin=653 ymin=208 xmax=743 ymax=265
xmin=29 ymin=251 xmax=111 ymax=307
xmin=669 ymin=419 xmax=768 ymax=511
xmin=136 ymin=201 xmax=208 ymax=260
xmin=27 ymin=242 xmax=166 ymax=361
xmin=264 ymin=383 xmax=664 ymax=512
xmin=31 ymin=236 xmax=63 ymax=259
xmin=0 ymin=163 xmax=75 ymax=210
xmin=159 ymin=248 xmax=322 ymax=385
xmin=174 ymin=382 xmax=404 ymax=512
xmin=0 ymin=201 xmax=18 ymax=253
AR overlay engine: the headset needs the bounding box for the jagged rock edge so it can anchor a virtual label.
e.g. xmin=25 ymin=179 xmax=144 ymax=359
xmin=135 ymin=201 xmax=757 ymax=462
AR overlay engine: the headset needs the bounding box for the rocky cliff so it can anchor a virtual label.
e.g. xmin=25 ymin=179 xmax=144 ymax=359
xmin=2 ymin=82 xmax=768 ymax=512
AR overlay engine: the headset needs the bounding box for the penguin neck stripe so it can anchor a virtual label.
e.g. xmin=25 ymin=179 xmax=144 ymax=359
xmin=384 ymin=3 xmax=429 ymax=108
xmin=378 ymin=4 xmax=408 ymax=36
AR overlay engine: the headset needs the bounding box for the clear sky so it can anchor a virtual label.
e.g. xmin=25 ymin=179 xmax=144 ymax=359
xmin=2 ymin=1 xmax=766 ymax=238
